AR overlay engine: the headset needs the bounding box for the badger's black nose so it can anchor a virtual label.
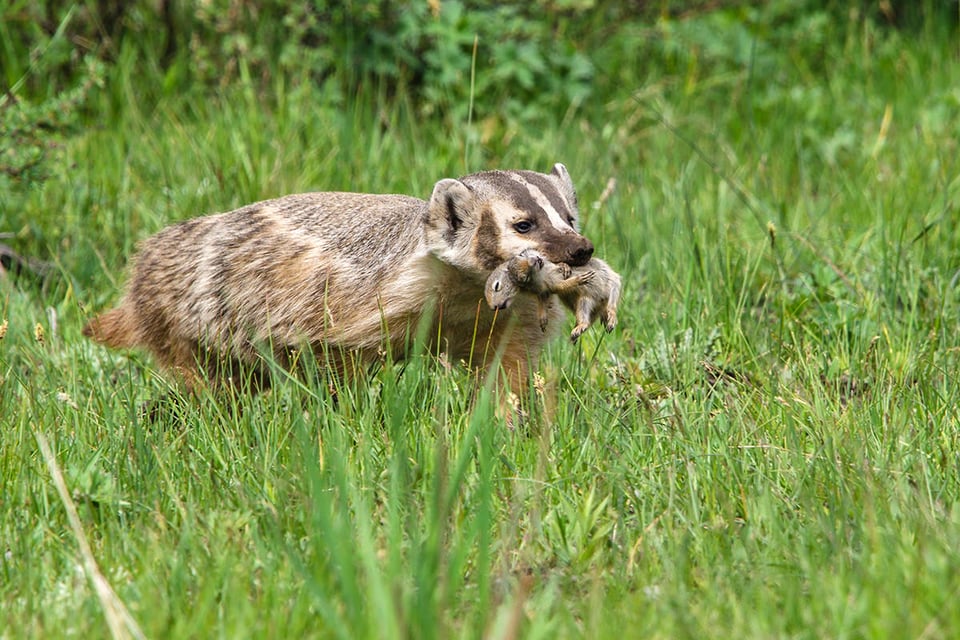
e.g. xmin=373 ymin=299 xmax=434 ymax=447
xmin=568 ymin=240 xmax=594 ymax=267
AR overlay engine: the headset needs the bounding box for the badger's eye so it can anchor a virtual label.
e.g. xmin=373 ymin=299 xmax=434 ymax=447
xmin=513 ymin=220 xmax=534 ymax=233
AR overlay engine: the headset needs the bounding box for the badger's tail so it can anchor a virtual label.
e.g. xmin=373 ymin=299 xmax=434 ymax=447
xmin=82 ymin=305 xmax=138 ymax=349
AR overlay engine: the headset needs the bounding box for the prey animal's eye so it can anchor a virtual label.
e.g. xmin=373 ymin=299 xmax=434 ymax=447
xmin=492 ymin=280 xmax=502 ymax=292
xmin=513 ymin=220 xmax=534 ymax=233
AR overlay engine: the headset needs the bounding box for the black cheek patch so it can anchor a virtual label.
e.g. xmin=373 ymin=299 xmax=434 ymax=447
xmin=474 ymin=207 xmax=503 ymax=271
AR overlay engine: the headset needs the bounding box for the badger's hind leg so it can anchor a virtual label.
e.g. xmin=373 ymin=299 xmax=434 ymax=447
xmin=152 ymin=337 xmax=208 ymax=393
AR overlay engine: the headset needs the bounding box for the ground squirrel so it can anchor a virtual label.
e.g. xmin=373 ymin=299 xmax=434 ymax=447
xmin=485 ymin=249 xmax=621 ymax=342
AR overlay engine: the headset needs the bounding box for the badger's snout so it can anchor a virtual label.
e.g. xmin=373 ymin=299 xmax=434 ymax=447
xmin=565 ymin=237 xmax=594 ymax=267
xmin=538 ymin=234 xmax=594 ymax=268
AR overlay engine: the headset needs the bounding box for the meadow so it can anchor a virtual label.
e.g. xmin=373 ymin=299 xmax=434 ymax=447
xmin=2 ymin=4 xmax=960 ymax=638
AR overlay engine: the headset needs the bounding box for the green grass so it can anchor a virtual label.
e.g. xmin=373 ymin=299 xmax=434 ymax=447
xmin=3 ymin=10 xmax=960 ymax=640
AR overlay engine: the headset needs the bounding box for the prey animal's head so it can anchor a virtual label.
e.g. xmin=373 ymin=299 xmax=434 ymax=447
xmin=424 ymin=163 xmax=594 ymax=277
xmin=484 ymin=263 xmax=517 ymax=311
xmin=484 ymin=249 xmax=545 ymax=310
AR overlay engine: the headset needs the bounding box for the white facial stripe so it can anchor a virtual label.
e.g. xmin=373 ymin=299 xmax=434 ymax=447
xmin=504 ymin=173 xmax=575 ymax=232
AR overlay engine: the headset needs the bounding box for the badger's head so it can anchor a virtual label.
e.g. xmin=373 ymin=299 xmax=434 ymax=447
xmin=423 ymin=163 xmax=594 ymax=277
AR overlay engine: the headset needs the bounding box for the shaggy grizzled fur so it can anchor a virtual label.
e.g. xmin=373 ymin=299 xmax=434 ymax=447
xmin=84 ymin=164 xmax=595 ymax=392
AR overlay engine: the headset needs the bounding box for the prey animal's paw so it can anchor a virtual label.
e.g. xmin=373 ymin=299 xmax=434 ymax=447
xmin=603 ymin=309 xmax=617 ymax=332
xmin=574 ymin=270 xmax=595 ymax=286
xmin=570 ymin=323 xmax=589 ymax=343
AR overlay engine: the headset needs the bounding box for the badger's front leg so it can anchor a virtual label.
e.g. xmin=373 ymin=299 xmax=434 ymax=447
xmin=487 ymin=297 xmax=562 ymax=425
xmin=495 ymin=334 xmax=537 ymax=426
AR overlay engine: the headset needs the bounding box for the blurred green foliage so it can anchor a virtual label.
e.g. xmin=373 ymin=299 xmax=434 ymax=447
xmin=4 ymin=1 xmax=956 ymax=102
xmin=0 ymin=0 xmax=955 ymax=193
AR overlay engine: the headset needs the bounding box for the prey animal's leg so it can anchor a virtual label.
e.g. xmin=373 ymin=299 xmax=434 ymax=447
xmin=602 ymin=277 xmax=622 ymax=332
xmin=570 ymin=295 xmax=597 ymax=343
xmin=546 ymin=269 xmax=594 ymax=296
xmin=601 ymin=305 xmax=618 ymax=333
xmin=536 ymin=294 xmax=553 ymax=332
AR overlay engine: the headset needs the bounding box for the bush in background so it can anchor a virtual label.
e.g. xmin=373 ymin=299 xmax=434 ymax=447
xmin=0 ymin=0 xmax=955 ymax=195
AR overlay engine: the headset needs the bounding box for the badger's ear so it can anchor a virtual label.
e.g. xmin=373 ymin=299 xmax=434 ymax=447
xmin=551 ymin=163 xmax=579 ymax=212
xmin=425 ymin=178 xmax=476 ymax=243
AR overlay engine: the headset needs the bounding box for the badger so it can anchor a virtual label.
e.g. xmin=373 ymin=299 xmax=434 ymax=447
xmin=83 ymin=164 xmax=596 ymax=394
xmin=485 ymin=249 xmax=621 ymax=342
